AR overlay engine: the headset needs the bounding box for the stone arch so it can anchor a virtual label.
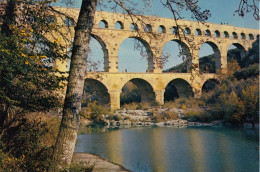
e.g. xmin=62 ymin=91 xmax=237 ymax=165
xmin=248 ymin=34 xmax=254 ymax=40
xmin=130 ymin=23 xmax=138 ymax=31
xmin=158 ymin=25 xmax=166 ymax=33
xmin=120 ymin=78 xmax=155 ymax=105
xmin=115 ymin=21 xmax=124 ymax=29
xmin=240 ymin=33 xmax=246 ymax=39
xmin=199 ymin=41 xmax=221 ymax=73
xmin=184 ymin=27 xmax=191 ymax=35
xmin=164 ymin=78 xmax=194 ymax=101
xmin=205 ymin=30 xmax=211 ymax=36
xmin=214 ymin=30 xmax=220 ymax=37
xmin=99 ymin=20 xmax=108 ymax=28
xmin=83 ymin=79 xmax=110 ymax=106
xmin=224 ymin=31 xmax=229 ymax=38
xmin=144 ymin=24 xmax=152 ymax=32
xmin=172 ymin=26 xmax=179 ymax=35
xmin=90 ymin=34 xmax=109 ymax=71
xmin=161 ymin=39 xmax=192 ymax=72
xmin=195 ymin=28 xmax=202 ymax=35
xmin=202 ymin=79 xmax=219 ymax=93
xmin=118 ymin=36 xmax=153 ymax=72
xmin=228 ymin=43 xmax=246 ymax=62
xmin=232 ymin=32 xmax=238 ymax=39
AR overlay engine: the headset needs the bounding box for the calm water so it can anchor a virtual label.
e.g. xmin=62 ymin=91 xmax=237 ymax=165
xmin=75 ymin=127 xmax=259 ymax=172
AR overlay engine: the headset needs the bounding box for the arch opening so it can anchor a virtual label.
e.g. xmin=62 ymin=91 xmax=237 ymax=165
xmin=130 ymin=23 xmax=138 ymax=31
xmin=120 ymin=78 xmax=155 ymax=106
xmin=248 ymin=34 xmax=254 ymax=40
xmin=115 ymin=21 xmax=124 ymax=29
xmin=144 ymin=24 xmax=152 ymax=32
xmin=82 ymin=79 xmax=110 ymax=107
xmin=199 ymin=42 xmax=220 ymax=73
xmin=67 ymin=35 xmax=107 ymax=72
xmin=240 ymin=33 xmax=246 ymax=40
xmin=158 ymin=25 xmax=166 ymax=33
xmin=118 ymin=37 xmax=153 ymax=72
xmin=164 ymin=79 xmax=194 ymax=102
xmin=232 ymin=32 xmax=238 ymax=39
xmin=172 ymin=26 xmax=179 ymax=35
xmin=227 ymin=43 xmax=246 ymax=68
xmin=224 ymin=31 xmax=229 ymax=38
xmin=195 ymin=29 xmax=202 ymax=35
xmin=162 ymin=40 xmax=192 ymax=73
xmin=214 ymin=30 xmax=220 ymax=37
xmin=205 ymin=30 xmax=211 ymax=36
xmin=184 ymin=27 xmax=191 ymax=35
xmin=99 ymin=20 xmax=108 ymax=28
xmin=202 ymin=79 xmax=219 ymax=93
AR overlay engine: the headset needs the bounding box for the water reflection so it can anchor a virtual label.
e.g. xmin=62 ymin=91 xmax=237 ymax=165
xmin=76 ymin=127 xmax=259 ymax=172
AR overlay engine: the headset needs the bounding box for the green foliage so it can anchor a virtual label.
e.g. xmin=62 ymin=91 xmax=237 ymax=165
xmin=80 ymin=100 xmax=108 ymax=124
xmin=183 ymin=110 xmax=213 ymax=123
xmin=234 ymin=64 xmax=259 ymax=80
xmin=0 ymin=117 xmax=54 ymax=171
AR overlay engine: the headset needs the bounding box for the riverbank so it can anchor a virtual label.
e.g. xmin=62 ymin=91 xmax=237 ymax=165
xmin=82 ymin=108 xmax=259 ymax=129
xmin=73 ymin=153 xmax=130 ymax=172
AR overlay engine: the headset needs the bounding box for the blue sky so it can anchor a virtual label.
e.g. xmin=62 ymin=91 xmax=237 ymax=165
xmin=57 ymin=0 xmax=259 ymax=72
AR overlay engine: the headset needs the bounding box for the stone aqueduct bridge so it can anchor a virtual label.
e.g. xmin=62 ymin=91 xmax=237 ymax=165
xmin=54 ymin=7 xmax=259 ymax=110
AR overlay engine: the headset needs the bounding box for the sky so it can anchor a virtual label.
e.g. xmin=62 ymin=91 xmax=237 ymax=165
xmin=56 ymin=0 xmax=259 ymax=72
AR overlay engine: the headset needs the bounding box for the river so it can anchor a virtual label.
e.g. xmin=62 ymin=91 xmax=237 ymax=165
xmin=75 ymin=126 xmax=259 ymax=172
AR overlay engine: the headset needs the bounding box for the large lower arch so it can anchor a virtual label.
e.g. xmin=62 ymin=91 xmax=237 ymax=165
xmin=162 ymin=39 xmax=192 ymax=73
xmin=118 ymin=37 xmax=153 ymax=72
xmin=83 ymin=79 xmax=110 ymax=106
xmin=164 ymin=79 xmax=194 ymax=101
xmin=120 ymin=78 xmax=155 ymax=105
xmin=199 ymin=41 xmax=221 ymax=73
xmin=202 ymin=79 xmax=219 ymax=93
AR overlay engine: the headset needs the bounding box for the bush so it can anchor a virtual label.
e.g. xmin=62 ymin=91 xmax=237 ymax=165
xmin=234 ymin=64 xmax=259 ymax=80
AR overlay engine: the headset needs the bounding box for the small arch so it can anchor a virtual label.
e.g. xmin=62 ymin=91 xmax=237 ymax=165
xmin=195 ymin=29 xmax=202 ymax=35
xmin=214 ymin=30 xmax=220 ymax=37
xmin=205 ymin=30 xmax=211 ymax=36
xmin=99 ymin=20 xmax=108 ymax=28
xmin=224 ymin=31 xmax=229 ymax=38
xmin=120 ymin=78 xmax=155 ymax=105
xmin=248 ymin=34 xmax=254 ymax=40
xmin=158 ymin=25 xmax=166 ymax=33
xmin=144 ymin=24 xmax=152 ymax=32
xmin=164 ymin=78 xmax=194 ymax=101
xmin=172 ymin=26 xmax=179 ymax=35
xmin=114 ymin=21 xmax=124 ymax=29
xmin=64 ymin=17 xmax=75 ymax=27
xmin=130 ymin=23 xmax=138 ymax=31
xmin=184 ymin=27 xmax=191 ymax=35
xmin=83 ymin=79 xmax=110 ymax=106
xmin=202 ymin=79 xmax=219 ymax=93
xmin=240 ymin=33 xmax=246 ymax=40
xmin=232 ymin=32 xmax=238 ymax=39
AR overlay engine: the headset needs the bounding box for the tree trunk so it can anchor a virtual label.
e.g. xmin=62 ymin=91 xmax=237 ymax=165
xmin=52 ymin=0 xmax=98 ymax=170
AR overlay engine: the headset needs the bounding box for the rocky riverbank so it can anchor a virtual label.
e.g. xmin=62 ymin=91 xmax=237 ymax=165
xmin=101 ymin=108 xmax=225 ymax=128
